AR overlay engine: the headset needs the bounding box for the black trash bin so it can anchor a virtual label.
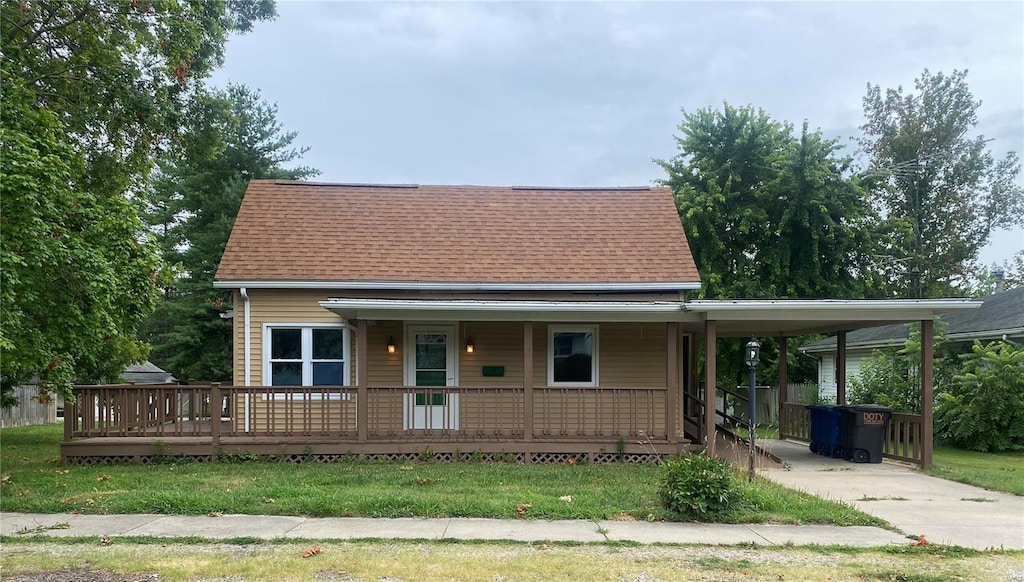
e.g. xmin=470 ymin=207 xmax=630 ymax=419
xmin=840 ymin=404 xmax=892 ymax=463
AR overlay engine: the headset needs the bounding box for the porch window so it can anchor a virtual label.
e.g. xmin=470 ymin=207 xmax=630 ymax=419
xmin=548 ymin=325 xmax=598 ymax=386
xmin=265 ymin=325 xmax=349 ymax=387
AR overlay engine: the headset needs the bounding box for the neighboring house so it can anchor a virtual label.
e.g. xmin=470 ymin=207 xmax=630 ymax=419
xmin=122 ymin=361 xmax=177 ymax=384
xmin=60 ymin=180 xmax=980 ymax=467
xmin=801 ymin=286 xmax=1024 ymax=402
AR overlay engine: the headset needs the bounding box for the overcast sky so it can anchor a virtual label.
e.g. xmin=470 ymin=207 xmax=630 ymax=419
xmin=212 ymin=1 xmax=1024 ymax=266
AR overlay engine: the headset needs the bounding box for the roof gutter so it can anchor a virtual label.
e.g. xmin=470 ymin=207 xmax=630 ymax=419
xmin=215 ymin=280 xmax=701 ymax=292
xmin=240 ymin=287 xmax=251 ymax=433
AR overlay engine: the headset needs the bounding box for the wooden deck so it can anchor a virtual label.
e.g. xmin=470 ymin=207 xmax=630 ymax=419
xmin=61 ymin=384 xmax=692 ymax=464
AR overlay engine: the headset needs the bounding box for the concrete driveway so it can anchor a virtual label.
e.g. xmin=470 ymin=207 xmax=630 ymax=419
xmin=760 ymin=439 xmax=1024 ymax=550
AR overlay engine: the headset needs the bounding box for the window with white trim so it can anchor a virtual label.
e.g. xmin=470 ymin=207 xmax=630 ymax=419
xmin=266 ymin=326 xmax=349 ymax=387
xmin=548 ymin=325 xmax=598 ymax=386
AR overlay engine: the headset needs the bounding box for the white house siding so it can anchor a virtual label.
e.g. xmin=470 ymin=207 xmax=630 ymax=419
xmin=817 ymin=350 xmax=869 ymax=403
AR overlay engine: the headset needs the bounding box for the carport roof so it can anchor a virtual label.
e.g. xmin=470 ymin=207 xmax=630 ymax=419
xmin=319 ymin=297 xmax=981 ymax=336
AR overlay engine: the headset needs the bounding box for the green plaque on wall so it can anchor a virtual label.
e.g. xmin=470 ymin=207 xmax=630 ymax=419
xmin=481 ymin=366 xmax=505 ymax=377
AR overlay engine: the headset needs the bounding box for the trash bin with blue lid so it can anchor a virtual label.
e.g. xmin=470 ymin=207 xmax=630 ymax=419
xmin=807 ymin=404 xmax=845 ymax=458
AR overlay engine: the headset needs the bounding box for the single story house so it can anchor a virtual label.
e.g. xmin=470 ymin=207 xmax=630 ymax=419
xmin=802 ymin=286 xmax=1024 ymax=402
xmin=60 ymin=180 xmax=981 ymax=467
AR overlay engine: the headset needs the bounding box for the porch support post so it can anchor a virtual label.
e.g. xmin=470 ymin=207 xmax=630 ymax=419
xmin=777 ymin=336 xmax=788 ymax=432
xmin=704 ymin=319 xmax=717 ymax=454
xmin=921 ymin=318 xmax=934 ymax=469
xmin=836 ymin=331 xmax=847 ymax=406
xmin=357 ymin=319 xmax=368 ymax=442
xmin=666 ymin=322 xmax=679 ymax=444
xmin=210 ymin=382 xmax=221 ymax=454
xmin=523 ymin=322 xmax=533 ymax=443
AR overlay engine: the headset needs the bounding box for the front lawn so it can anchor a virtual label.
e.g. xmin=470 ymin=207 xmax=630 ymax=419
xmin=0 ymin=424 xmax=883 ymax=526
xmin=927 ymin=446 xmax=1024 ymax=496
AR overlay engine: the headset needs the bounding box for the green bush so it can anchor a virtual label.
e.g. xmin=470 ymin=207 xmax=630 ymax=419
xmin=848 ymin=347 xmax=920 ymax=413
xmin=935 ymin=342 xmax=1024 ymax=452
xmin=658 ymin=453 xmax=734 ymax=520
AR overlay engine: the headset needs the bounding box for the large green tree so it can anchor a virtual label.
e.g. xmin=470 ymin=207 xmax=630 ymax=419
xmin=0 ymin=1 xmax=275 ymax=405
xmin=658 ymin=104 xmax=881 ymax=386
xmin=142 ymin=85 xmax=317 ymax=382
xmin=859 ymin=69 xmax=1024 ymax=298
xmin=658 ymin=104 xmax=881 ymax=301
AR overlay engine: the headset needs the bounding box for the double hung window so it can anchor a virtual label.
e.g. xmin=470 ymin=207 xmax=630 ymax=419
xmin=266 ymin=326 xmax=348 ymax=387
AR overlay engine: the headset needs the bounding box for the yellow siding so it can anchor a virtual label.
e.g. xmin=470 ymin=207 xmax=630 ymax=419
xmin=227 ymin=290 xmax=682 ymax=435
xmin=367 ymin=321 xmax=403 ymax=386
xmin=459 ymin=322 xmax=524 ymax=386
xmin=601 ymin=323 xmax=667 ymax=387
xmin=531 ymin=322 xmax=667 ymax=388
xmin=235 ymin=289 xmax=347 ymax=388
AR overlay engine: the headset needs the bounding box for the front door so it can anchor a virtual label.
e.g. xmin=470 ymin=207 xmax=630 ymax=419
xmin=404 ymin=325 xmax=458 ymax=430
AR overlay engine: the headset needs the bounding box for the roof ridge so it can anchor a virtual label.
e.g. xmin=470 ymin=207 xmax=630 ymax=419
xmin=260 ymin=179 xmax=661 ymax=192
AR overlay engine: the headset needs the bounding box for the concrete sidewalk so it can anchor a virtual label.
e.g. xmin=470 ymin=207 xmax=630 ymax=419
xmin=1 ymin=512 xmax=908 ymax=547
xmin=761 ymin=440 xmax=1024 ymax=550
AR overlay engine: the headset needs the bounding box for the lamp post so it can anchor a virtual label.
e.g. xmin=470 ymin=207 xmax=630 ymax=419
xmin=744 ymin=339 xmax=761 ymax=482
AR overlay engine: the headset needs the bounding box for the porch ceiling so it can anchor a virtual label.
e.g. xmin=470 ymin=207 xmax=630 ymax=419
xmin=319 ymin=297 xmax=982 ymax=335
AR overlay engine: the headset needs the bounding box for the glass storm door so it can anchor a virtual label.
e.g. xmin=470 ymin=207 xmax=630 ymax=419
xmin=404 ymin=326 xmax=458 ymax=430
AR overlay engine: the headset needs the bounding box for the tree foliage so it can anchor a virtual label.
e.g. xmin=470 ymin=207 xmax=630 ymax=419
xmin=0 ymin=77 xmax=155 ymax=405
xmin=0 ymin=0 xmax=275 ymax=404
xmin=847 ymin=319 xmax=954 ymax=413
xmin=859 ymin=69 xmax=1024 ymax=298
xmin=935 ymin=342 xmax=1024 ymax=452
xmin=142 ymin=85 xmax=317 ymax=382
xmin=659 ymin=104 xmax=881 ymax=301
xmin=658 ymin=104 xmax=881 ymax=386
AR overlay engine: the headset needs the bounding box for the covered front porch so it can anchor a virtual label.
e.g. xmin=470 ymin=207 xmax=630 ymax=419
xmin=60 ymin=297 xmax=979 ymax=467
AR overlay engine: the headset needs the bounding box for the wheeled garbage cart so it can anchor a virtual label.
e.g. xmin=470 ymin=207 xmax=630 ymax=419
xmin=840 ymin=404 xmax=892 ymax=463
xmin=807 ymin=405 xmax=845 ymax=458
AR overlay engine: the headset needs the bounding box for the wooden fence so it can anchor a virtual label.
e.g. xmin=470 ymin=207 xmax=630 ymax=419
xmin=1 ymin=384 xmax=57 ymax=428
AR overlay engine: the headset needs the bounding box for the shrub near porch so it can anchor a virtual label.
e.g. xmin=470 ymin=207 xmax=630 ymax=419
xmin=0 ymin=424 xmax=882 ymax=526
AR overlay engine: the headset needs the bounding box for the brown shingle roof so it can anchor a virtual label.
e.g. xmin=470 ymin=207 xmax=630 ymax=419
xmin=214 ymin=180 xmax=700 ymax=286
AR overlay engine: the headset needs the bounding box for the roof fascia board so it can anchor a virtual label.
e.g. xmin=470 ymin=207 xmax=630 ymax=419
xmin=215 ymin=280 xmax=701 ymax=292
xmin=687 ymin=299 xmax=981 ymax=321
xmin=318 ymin=298 xmax=700 ymax=323
xmin=688 ymin=299 xmax=982 ymax=311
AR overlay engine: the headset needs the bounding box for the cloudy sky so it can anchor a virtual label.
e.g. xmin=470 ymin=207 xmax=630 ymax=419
xmin=212 ymin=1 xmax=1024 ymax=265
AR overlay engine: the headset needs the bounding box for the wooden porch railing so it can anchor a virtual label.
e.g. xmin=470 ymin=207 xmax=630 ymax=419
xmin=67 ymin=384 xmax=219 ymax=439
xmin=779 ymin=403 xmax=811 ymax=442
xmin=65 ymin=383 xmax=670 ymax=443
xmin=883 ymin=412 xmax=924 ymax=464
xmin=778 ymin=403 xmax=924 ymax=465
xmin=534 ymin=386 xmax=666 ymax=439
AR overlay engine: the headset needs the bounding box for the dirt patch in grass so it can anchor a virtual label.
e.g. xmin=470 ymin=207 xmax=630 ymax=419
xmin=2 ymin=567 xmax=159 ymax=582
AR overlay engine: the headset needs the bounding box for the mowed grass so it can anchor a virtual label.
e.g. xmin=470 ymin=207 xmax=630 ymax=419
xmin=927 ymin=446 xmax=1024 ymax=496
xmin=3 ymin=540 xmax=1020 ymax=582
xmin=0 ymin=424 xmax=882 ymax=525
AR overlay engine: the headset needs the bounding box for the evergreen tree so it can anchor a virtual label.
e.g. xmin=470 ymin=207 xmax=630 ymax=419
xmin=143 ymin=85 xmax=317 ymax=381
